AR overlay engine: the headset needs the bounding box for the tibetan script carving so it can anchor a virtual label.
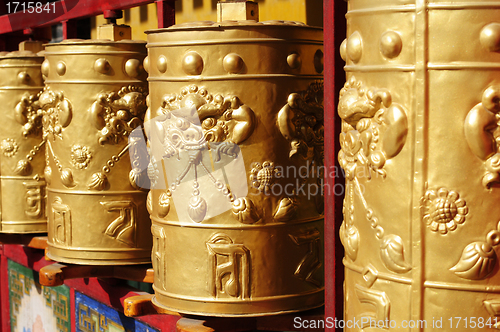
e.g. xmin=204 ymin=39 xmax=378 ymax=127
xmin=23 ymin=180 xmax=44 ymax=219
xmin=152 ymin=224 xmax=167 ymax=290
xmin=289 ymin=228 xmax=322 ymax=286
xmin=101 ymin=201 xmax=137 ymax=247
xmin=52 ymin=197 xmax=72 ymax=246
xmin=206 ymin=233 xmax=250 ymax=299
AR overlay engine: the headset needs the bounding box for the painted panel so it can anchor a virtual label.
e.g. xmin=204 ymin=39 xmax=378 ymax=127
xmin=8 ymin=260 xmax=70 ymax=332
xmin=75 ymin=291 xmax=158 ymax=332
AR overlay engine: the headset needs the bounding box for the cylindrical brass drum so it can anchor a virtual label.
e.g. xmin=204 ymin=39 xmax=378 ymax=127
xmin=42 ymin=40 xmax=151 ymax=264
xmin=145 ymin=20 xmax=324 ymax=316
xmin=0 ymin=50 xmax=46 ymax=233
xmin=340 ymin=1 xmax=500 ymax=329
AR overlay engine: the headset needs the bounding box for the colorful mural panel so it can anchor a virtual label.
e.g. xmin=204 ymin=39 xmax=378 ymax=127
xmin=75 ymin=292 xmax=158 ymax=332
xmin=8 ymin=260 xmax=70 ymax=332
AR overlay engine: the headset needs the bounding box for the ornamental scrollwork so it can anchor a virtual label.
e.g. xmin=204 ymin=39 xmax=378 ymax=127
xmin=338 ymin=76 xmax=408 ymax=180
xmin=451 ymin=221 xmax=500 ymax=280
xmin=15 ymin=92 xmax=43 ymax=137
xmin=464 ymin=85 xmax=500 ymax=188
xmin=39 ymin=86 xmax=73 ymax=140
xmin=277 ymin=81 xmax=324 ymax=165
xmin=156 ymin=85 xmax=256 ymax=144
xmin=90 ymin=85 xmax=148 ymax=145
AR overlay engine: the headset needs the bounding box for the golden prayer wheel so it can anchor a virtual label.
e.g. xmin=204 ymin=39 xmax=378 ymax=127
xmin=42 ymin=31 xmax=152 ymax=265
xmin=340 ymin=1 xmax=500 ymax=329
xmin=144 ymin=3 xmax=325 ymax=316
xmin=0 ymin=42 xmax=46 ymax=233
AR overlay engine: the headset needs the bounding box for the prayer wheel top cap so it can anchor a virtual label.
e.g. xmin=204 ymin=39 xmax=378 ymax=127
xmin=0 ymin=50 xmax=42 ymax=58
xmin=146 ymin=19 xmax=321 ymax=33
xmin=44 ymin=38 xmax=146 ymax=46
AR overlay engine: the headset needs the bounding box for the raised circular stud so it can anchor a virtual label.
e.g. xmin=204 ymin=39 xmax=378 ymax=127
xmin=56 ymin=61 xmax=66 ymax=76
xmin=223 ymin=53 xmax=244 ymax=74
xmin=94 ymin=58 xmax=110 ymax=74
xmin=143 ymin=56 xmax=150 ymax=73
xmin=480 ymin=23 xmax=500 ymax=52
xmin=287 ymin=53 xmax=301 ymax=69
xmin=125 ymin=58 xmax=141 ymax=77
xmin=182 ymin=51 xmax=203 ymax=75
xmin=18 ymin=71 xmax=30 ymax=84
xmin=41 ymin=59 xmax=49 ymax=77
xmin=314 ymin=49 xmax=324 ymax=73
xmin=340 ymin=39 xmax=347 ymax=61
xmin=346 ymin=31 xmax=363 ymax=63
xmin=157 ymin=55 xmax=167 ymax=73
xmin=380 ymin=31 xmax=402 ymax=59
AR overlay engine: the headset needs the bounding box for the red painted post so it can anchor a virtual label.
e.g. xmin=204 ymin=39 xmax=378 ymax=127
xmin=324 ymin=0 xmax=347 ymax=330
xmin=156 ymin=0 xmax=175 ymax=29
xmin=0 ymin=247 xmax=10 ymax=332
xmin=62 ymin=19 xmax=78 ymax=39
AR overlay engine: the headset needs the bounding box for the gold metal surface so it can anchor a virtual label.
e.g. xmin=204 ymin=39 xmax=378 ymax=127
xmin=0 ymin=47 xmax=46 ymax=233
xmin=216 ymin=1 xmax=259 ymax=22
xmin=42 ymin=38 xmax=151 ymax=265
xmin=97 ymin=24 xmax=132 ymax=41
xmin=340 ymin=1 xmax=500 ymax=329
xmin=145 ymin=18 xmax=324 ymax=316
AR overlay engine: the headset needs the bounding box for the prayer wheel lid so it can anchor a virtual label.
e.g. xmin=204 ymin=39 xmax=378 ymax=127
xmin=44 ymin=38 xmax=146 ymax=46
xmin=146 ymin=20 xmax=321 ymax=34
xmin=0 ymin=50 xmax=43 ymax=59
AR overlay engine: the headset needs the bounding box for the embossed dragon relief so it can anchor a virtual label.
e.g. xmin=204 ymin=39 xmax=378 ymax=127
xmin=464 ymin=85 xmax=500 ymax=188
xmin=41 ymin=85 xmax=148 ymax=191
xmin=338 ymin=76 xmax=408 ymax=181
xmin=338 ymin=77 xmax=410 ymax=274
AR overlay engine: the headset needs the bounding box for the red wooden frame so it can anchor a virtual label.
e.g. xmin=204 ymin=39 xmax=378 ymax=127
xmin=324 ymin=1 xmax=346 ymax=330
xmin=0 ymin=0 xmax=175 ymax=34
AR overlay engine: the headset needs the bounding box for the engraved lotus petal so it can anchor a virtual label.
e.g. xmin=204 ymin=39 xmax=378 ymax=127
xmin=146 ymin=191 xmax=153 ymax=215
xmin=70 ymin=145 xmax=92 ymax=169
xmin=273 ymin=197 xmax=296 ymax=222
xmin=44 ymin=166 xmax=52 ymax=185
xmin=188 ymin=195 xmax=207 ymax=223
xmin=61 ymin=168 xmax=76 ymax=188
xmin=158 ymin=192 xmax=171 ymax=218
xmin=58 ymin=99 xmax=72 ymax=128
xmin=380 ymin=234 xmax=411 ymax=273
xmin=423 ymin=188 xmax=468 ymax=234
xmin=1 ymin=139 xmax=18 ymax=157
xmin=464 ymin=104 xmax=497 ymax=161
xmin=14 ymin=159 xmax=32 ymax=176
xmin=380 ymin=104 xmax=408 ymax=159
xmin=232 ymin=197 xmax=260 ymax=224
xmin=340 ymin=223 xmax=359 ymax=261
xmin=129 ymin=168 xmax=149 ymax=190
xmin=451 ymin=242 xmax=497 ymax=280
xmin=87 ymin=172 xmax=108 ymax=190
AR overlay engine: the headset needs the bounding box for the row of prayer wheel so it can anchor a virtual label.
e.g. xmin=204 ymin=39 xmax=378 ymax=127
xmin=0 ymin=2 xmax=324 ymax=317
